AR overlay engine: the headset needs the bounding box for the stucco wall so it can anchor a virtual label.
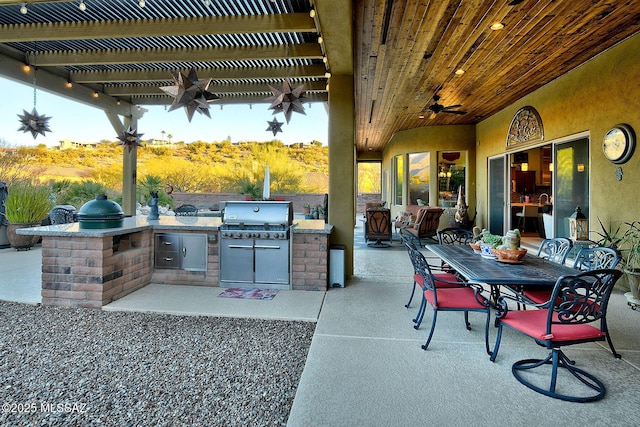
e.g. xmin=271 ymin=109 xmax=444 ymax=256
xmin=381 ymin=125 xmax=477 ymax=224
xmin=474 ymin=32 xmax=640 ymax=231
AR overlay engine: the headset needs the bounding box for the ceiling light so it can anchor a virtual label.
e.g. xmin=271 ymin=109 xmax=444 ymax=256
xmin=309 ymin=9 xmax=316 ymax=18
xmin=116 ymin=100 xmax=121 ymax=106
xmin=455 ymin=69 xmax=465 ymax=75
xmin=324 ymin=72 xmax=331 ymax=78
xmin=419 ymin=113 xmax=425 ymax=119
xmin=138 ymin=0 xmax=145 ymax=8
xmin=204 ymin=0 xmax=210 ymax=5
xmin=322 ymin=56 xmax=328 ymax=64
xmin=78 ymin=1 xmax=86 ymax=11
xmin=490 ymin=21 xmax=505 ymax=31
xmin=22 ymin=63 xmax=30 ymax=72
xmin=20 ymin=3 xmax=27 ymax=14
xmin=317 ymin=36 xmax=323 ymax=44
xmin=66 ymin=81 xmax=73 ymax=88
xmin=93 ymin=92 xmax=99 ymax=98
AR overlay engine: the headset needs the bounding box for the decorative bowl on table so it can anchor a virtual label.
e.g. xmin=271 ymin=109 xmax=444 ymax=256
xmin=490 ymin=248 xmax=527 ymax=263
xmin=469 ymin=242 xmax=481 ymax=254
xmin=479 ymin=243 xmax=497 ymax=259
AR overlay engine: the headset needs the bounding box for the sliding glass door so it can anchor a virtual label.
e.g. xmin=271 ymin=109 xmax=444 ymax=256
xmin=488 ymin=156 xmax=506 ymax=235
xmin=554 ymin=138 xmax=589 ymax=238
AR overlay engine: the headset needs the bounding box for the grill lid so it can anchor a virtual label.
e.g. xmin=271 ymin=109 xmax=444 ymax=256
xmin=222 ymin=201 xmax=293 ymax=227
xmin=77 ymin=195 xmax=124 ymax=229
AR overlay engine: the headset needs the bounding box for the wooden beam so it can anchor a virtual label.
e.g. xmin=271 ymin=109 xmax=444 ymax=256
xmin=0 ymin=13 xmax=316 ymax=42
xmin=0 ymin=51 xmax=144 ymax=118
xmin=104 ymin=81 xmax=328 ymax=97
xmin=34 ymin=44 xmax=323 ymax=66
xmin=69 ymin=64 xmax=329 ymax=83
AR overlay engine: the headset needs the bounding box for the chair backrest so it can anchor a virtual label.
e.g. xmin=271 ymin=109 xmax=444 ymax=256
xmin=175 ymin=204 xmax=198 ymax=216
xmin=49 ymin=207 xmax=75 ymax=224
xmin=437 ymin=227 xmax=473 ymax=245
xmin=546 ymin=269 xmax=622 ymax=332
xmin=365 ymin=209 xmax=392 ymax=240
xmin=415 ymin=207 xmax=444 ymax=234
xmin=537 ymin=237 xmax=572 ymax=265
xmin=573 ymin=246 xmax=621 ymax=271
xmin=522 ymin=205 xmax=539 ymax=217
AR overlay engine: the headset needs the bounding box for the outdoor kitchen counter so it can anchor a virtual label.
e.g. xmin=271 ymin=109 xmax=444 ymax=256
xmin=16 ymin=216 xmax=222 ymax=237
xmin=292 ymin=219 xmax=334 ymax=234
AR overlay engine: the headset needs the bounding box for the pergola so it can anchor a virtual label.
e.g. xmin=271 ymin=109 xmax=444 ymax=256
xmin=1 ymin=0 xmax=639 ymax=275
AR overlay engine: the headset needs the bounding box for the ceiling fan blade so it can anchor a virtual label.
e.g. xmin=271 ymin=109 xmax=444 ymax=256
xmin=442 ymin=110 xmax=467 ymax=115
xmin=443 ymin=104 xmax=462 ymax=109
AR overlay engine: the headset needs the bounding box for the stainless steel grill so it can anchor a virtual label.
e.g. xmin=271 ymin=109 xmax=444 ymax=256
xmin=219 ymin=201 xmax=293 ymax=289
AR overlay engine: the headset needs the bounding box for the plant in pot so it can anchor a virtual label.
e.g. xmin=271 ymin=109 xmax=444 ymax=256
xmin=303 ymin=203 xmax=312 ymax=217
xmin=2 ymin=180 xmax=52 ymax=250
xmin=620 ymin=221 xmax=640 ymax=302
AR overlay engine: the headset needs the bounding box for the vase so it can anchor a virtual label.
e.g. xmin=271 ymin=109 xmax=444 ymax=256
xmin=625 ymin=269 xmax=640 ymax=300
xmin=6 ymin=223 xmax=41 ymax=251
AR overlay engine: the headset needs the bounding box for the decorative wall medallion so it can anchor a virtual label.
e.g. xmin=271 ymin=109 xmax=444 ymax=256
xmin=506 ymin=106 xmax=544 ymax=147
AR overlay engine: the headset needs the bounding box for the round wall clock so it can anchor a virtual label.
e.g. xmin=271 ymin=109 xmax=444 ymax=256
xmin=602 ymin=124 xmax=635 ymax=164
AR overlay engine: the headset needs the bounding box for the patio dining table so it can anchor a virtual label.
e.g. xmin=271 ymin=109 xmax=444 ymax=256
xmin=426 ymin=244 xmax=576 ymax=302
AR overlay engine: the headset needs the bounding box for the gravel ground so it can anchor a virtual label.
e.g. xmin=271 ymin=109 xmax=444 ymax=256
xmin=0 ymin=301 xmax=315 ymax=426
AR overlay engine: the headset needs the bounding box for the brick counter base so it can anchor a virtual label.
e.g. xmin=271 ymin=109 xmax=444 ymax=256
xmin=41 ymin=230 xmax=153 ymax=308
xmin=292 ymin=232 xmax=329 ymax=291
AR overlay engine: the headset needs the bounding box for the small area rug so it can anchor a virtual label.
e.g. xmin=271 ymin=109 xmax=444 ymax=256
xmin=218 ymin=287 xmax=279 ymax=300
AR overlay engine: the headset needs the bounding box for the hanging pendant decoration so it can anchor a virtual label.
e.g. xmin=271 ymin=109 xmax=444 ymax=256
xmin=18 ymin=108 xmax=52 ymax=139
xmin=266 ymin=118 xmax=284 ymax=136
xmin=265 ymin=77 xmax=306 ymax=124
xmin=159 ymin=67 xmax=219 ymax=122
xmin=17 ymin=51 xmax=52 ymax=139
xmin=117 ymin=126 xmax=144 ymax=152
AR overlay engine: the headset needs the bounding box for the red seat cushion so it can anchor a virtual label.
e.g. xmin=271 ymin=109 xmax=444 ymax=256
xmin=414 ymin=273 xmax=462 ymax=289
xmin=500 ymin=309 xmax=605 ymax=343
xmin=523 ymin=289 xmax=551 ymax=304
xmin=424 ymin=287 xmax=487 ymax=310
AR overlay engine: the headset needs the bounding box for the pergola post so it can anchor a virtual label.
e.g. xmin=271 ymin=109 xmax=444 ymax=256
xmin=106 ymin=111 xmax=138 ymax=216
xmin=328 ymin=73 xmax=355 ymax=277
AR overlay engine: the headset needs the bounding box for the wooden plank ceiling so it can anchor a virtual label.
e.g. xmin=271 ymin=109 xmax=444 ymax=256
xmin=0 ymin=0 xmax=639 ymax=153
xmin=355 ymin=0 xmax=640 ymax=153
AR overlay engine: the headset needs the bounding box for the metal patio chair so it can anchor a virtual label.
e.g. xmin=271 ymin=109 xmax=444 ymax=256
xmin=411 ymin=244 xmax=490 ymax=353
xmin=490 ymin=269 xmax=623 ymax=402
xmin=174 ymin=204 xmax=198 ymax=216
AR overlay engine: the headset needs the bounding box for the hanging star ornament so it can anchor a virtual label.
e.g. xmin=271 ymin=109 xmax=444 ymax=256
xmin=17 ymin=108 xmax=52 ymax=139
xmin=159 ymin=67 xmax=219 ymax=122
xmin=117 ymin=126 xmax=144 ymax=152
xmin=266 ymin=118 xmax=284 ymax=136
xmin=265 ymin=77 xmax=306 ymax=124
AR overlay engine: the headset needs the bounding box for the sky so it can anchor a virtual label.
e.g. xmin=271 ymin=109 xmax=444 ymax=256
xmin=0 ymin=76 xmax=329 ymax=148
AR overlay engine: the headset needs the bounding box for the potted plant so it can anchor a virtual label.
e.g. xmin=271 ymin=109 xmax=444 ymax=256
xmin=303 ymin=203 xmax=311 ymax=215
xmin=2 ymin=180 xmax=52 ymax=250
xmin=620 ymin=221 xmax=640 ymax=300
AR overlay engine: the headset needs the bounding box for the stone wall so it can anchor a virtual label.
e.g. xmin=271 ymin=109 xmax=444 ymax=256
xmin=356 ymin=193 xmax=382 ymax=214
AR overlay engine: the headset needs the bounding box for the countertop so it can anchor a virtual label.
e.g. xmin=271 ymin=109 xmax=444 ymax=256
xmin=511 ymin=202 xmax=553 ymax=207
xmin=17 ymin=216 xmax=333 ymax=237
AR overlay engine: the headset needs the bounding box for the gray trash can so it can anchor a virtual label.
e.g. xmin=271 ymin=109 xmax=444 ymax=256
xmin=329 ymin=244 xmax=345 ymax=288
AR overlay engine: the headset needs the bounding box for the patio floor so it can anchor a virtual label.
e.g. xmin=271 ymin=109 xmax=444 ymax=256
xmin=1 ymin=225 xmax=640 ymax=426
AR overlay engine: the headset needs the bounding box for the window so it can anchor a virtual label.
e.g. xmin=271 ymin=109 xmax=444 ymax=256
xmin=408 ymin=152 xmax=430 ymax=205
xmin=393 ymin=154 xmax=404 ymax=205
xmin=438 ymin=151 xmax=467 ymax=207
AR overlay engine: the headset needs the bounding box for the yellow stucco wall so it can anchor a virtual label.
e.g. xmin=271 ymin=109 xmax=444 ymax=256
xmin=475 ymin=32 xmax=640 ymax=231
xmin=382 ymin=125 xmax=477 ymax=224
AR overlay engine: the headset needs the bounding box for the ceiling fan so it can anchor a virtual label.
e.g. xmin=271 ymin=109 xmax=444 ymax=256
xmin=425 ymin=94 xmax=467 ymax=119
